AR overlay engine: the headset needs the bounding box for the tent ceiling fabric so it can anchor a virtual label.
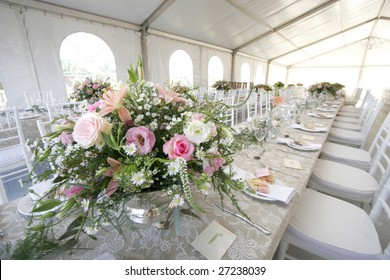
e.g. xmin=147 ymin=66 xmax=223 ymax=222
xmin=30 ymin=0 xmax=390 ymax=66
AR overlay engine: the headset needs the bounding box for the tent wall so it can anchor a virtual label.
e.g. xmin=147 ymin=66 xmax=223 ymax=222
xmin=0 ymin=6 xmax=141 ymax=107
xmin=0 ymin=4 xmax=289 ymax=108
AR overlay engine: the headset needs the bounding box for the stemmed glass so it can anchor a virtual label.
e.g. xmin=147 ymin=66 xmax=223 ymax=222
xmin=251 ymin=116 xmax=269 ymax=158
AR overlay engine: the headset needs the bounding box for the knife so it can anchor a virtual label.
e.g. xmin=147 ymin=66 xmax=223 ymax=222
xmin=214 ymin=203 xmax=271 ymax=235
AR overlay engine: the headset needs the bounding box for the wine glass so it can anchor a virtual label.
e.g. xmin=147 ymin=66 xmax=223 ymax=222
xmin=251 ymin=116 xmax=269 ymax=158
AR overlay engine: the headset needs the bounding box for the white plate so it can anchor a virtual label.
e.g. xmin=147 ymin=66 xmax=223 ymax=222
xmin=17 ymin=195 xmax=61 ymax=217
xmin=286 ymin=142 xmax=320 ymax=151
xmin=292 ymin=124 xmax=327 ymax=133
xmin=317 ymin=107 xmax=336 ymax=112
xmin=310 ymin=113 xmax=334 ymax=119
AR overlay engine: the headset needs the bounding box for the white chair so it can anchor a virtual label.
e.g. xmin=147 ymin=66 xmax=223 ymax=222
xmin=23 ymin=90 xmax=54 ymax=109
xmin=0 ymin=107 xmax=32 ymax=204
xmin=332 ymin=96 xmax=378 ymax=131
xmin=46 ymin=101 xmax=86 ymax=121
xmin=335 ymin=92 xmax=372 ymax=124
xmin=36 ymin=119 xmax=53 ymax=137
xmin=246 ymin=93 xmax=258 ymax=120
xmin=342 ymin=87 xmax=363 ymax=108
xmin=327 ymin=98 xmax=382 ymax=148
xmin=308 ymin=130 xmax=390 ymax=209
xmin=321 ymin=112 xmax=390 ymax=171
xmin=234 ymin=89 xmax=248 ymax=125
xmin=218 ymin=95 xmax=235 ymax=127
xmin=277 ymin=177 xmax=390 ymax=260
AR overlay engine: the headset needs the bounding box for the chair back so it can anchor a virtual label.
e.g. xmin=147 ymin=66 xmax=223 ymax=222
xmin=368 ymin=112 xmax=390 ymax=165
xmin=370 ymin=177 xmax=390 ymax=259
xmin=46 ymin=101 xmax=86 ymax=121
xmin=360 ymin=99 xmax=383 ymax=146
xmin=246 ymin=93 xmax=258 ymax=120
xmin=0 ymin=107 xmax=32 ymax=185
xmin=23 ymin=90 xmax=53 ymax=109
xmin=369 ymin=118 xmax=390 ymax=201
xmin=218 ymin=95 xmax=235 ymax=127
xmin=36 ymin=119 xmax=53 ymax=137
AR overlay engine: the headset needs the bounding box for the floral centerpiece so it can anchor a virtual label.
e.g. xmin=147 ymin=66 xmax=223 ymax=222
xmin=273 ymin=81 xmax=285 ymax=89
xmin=308 ymin=82 xmax=344 ymax=97
xmin=253 ymin=84 xmax=272 ymax=91
xmin=70 ymin=77 xmax=112 ymax=104
xmin=12 ymin=61 xmax=246 ymax=259
xmin=212 ymin=80 xmax=231 ymax=91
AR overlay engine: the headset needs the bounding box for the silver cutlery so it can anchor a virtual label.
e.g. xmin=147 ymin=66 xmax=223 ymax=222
xmin=276 ymin=148 xmax=313 ymax=159
xmin=214 ymin=203 xmax=271 ymax=235
xmin=267 ymin=166 xmax=301 ymax=178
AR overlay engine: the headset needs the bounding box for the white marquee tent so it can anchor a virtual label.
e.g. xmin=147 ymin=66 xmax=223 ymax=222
xmin=1 ymin=0 xmax=390 ymax=106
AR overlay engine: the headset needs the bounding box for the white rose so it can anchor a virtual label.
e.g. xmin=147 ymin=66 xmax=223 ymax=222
xmin=184 ymin=120 xmax=211 ymax=145
xmin=72 ymin=112 xmax=112 ymax=148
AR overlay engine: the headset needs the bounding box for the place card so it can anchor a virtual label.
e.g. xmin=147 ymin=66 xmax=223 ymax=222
xmin=284 ymin=158 xmax=302 ymax=170
xmin=191 ymin=220 xmax=237 ymax=260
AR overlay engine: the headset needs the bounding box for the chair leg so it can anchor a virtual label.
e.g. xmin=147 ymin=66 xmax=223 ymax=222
xmin=0 ymin=179 xmax=9 ymax=205
xmin=277 ymin=238 xmax=289 ymax=260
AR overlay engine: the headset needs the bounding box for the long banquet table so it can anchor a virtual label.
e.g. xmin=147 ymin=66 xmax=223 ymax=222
xmin=0 ymin=101 xmax=342 ymax=260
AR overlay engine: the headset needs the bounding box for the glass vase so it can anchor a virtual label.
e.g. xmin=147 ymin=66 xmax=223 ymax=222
xmin=125 ymin=190 xmax=171 ymax=225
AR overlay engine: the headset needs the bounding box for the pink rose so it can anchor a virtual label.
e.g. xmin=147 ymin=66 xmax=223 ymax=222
xmin=72 ymin=112 xmax=112 ymax=148
xmin=125 ymin=126 xmax=156 ymax=155
xmin=163 ymin=134 xmax=194 ymax=161
xmin=203 ymin=147 xmax=226 ymax=176
xmin=63 ymin=185 xmax=84 ymax=198
xmin=59 ymin=132 xmax=73 ymax=145
xmin=92 ymin=83 xmax=99 ymax=89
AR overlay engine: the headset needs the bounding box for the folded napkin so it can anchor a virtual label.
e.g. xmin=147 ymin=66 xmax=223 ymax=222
xmin=291 ymin=123 xmax=327 ymax=132
xmin=308 ymin=112 xmax=335 ymax=119
xmin=317 ymin=107 xmax=336 ymax=112
xmin=232 ymin=165 xmax=295 ymax=204
xmin=257 ymin=183 xmax=295 ymax=204
xmin=276 ymin=137 xmax=322 ymax=149
xmin=322 ymin=103 xmax=338 ymax=108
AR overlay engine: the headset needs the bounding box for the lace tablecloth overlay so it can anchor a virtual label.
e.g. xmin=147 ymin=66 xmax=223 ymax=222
xmin=0 ymin=102 xmax=341 ymax=260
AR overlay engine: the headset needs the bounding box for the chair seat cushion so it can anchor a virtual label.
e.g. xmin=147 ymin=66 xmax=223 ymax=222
xmin=308 ymin=159 xmax=377 ymax=202
xmin=327 ymin=128 xmax=364 ymax=146
xmin=320 ymin=142 xmax=371 ymax=171
xmin=335 ymin=116 xmax=359 ymax=124
xmin=337 ymin=111 xmax=360 ymax=118
xmin=332 ymin=121 xmax=361 ymax=131
xmin=288 ymin=188 xmax=382 ymax=259
xmin=0 ymin=144 xmax=25 ymax=169
xmin=339 ymin=106 xmax=360 ymax=113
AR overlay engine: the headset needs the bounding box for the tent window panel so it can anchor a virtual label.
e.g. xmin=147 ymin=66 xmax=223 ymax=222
xmin=169 ymin=50 xmax=193 ymax=86
xmin=208 ymin=56 xmax=224 ymax=89
xmin=59 ymin=32 xmax=117 ymax=95
xmin=240 ymin=63 xmax=250 ymax=89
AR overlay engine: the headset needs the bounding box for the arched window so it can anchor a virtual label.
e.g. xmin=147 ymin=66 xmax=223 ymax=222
xmin=240 ymin=63 xmax=250 ymax=88
xmin=169 ymin=50 xmax=193 ymax=86
xmin=208 ymin=56 xmax=223 ymax=88
xmin=254 ymin=65 xmax=264 ymax=85
xmin=0 ymin=79 xmax=7 ymax=108
xmin=60 ymin=32 xmax=117 ymax=94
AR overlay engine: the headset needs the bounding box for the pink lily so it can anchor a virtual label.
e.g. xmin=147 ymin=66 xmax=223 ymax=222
xmin=104 ymin=157 xmax=122 ymax=196
xmin=155 ymin=84 xmax=190 ymax=104
xmin=99 ymin=86 xmax=132 ymax=125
